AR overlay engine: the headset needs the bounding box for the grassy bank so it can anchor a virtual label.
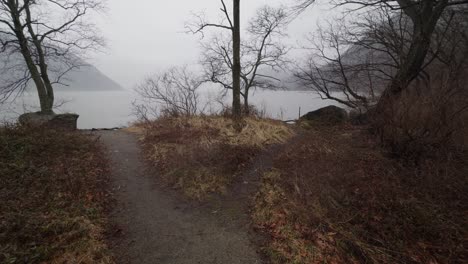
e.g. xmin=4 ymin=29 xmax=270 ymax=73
xmin=137 ymin=116 xmax=294 ymax=200
xmin=0 ymin=125 xmax=112 ymax=263
xmin=252 ymin=125 xmax=467 ymax=263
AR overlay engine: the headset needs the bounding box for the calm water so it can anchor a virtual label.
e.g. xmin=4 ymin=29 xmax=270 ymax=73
xmin=0 ymin=89 xmax=340 ymax=129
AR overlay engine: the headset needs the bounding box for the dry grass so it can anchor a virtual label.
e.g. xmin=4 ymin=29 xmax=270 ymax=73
xmin=253 ymin=125 xmax=467 ymax=264
xmin=379 ymin=73 xmax=468 ymax=155
xmin=0 ymin=125 xmax=112 ymax=264
xmin=137 ymin=116 xmax=294 ymax=200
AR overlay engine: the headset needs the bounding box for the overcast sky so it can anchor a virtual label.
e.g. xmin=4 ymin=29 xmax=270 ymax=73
xmin=90 ymin=0 xmax=332 ymax=89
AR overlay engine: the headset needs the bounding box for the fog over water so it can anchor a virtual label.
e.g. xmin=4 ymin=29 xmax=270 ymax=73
xmin=90 ymin=0 xmax=331 ymax=88
xmin=0 ymin=0 xmax=341 ymax=128
xmin=1 ymin=89 xmax=340 ymax=129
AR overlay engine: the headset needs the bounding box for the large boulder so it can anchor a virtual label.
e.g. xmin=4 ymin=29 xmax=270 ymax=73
xmin=300 ymin=105 xmax=348 ymax=125
xmin=19 ymin=112 xmax=79 ymax=130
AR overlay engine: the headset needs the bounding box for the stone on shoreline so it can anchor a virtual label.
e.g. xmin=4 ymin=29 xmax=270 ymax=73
xmin=300 ymin=105 xmax=348 ymax=125
xmin=19 ymin=112 xmax=79 ymax=130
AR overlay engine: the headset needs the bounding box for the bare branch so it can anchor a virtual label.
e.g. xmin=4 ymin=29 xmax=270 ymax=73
xmin=185 ymin=0 xmax=235 ymax=37
xmin=134 ymin=66 xmax=204 ymax=118
xmin=0 ymin=0 xmax=105 ymax=112
xmin=200 ymin=5 xmax=290 ymax=112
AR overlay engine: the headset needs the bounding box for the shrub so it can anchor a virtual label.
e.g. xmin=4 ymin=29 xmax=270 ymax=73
xmin=253 ymin=125 xmax=467 ymax=263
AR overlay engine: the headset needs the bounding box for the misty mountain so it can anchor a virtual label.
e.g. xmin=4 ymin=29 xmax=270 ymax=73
xmin=0 ymin=51 xmax=123 ymax=93
xmin=256 ymin=68 xmax=307 ymax=91
xmin=52 ymin=64 xmax=124 ymax=92
xmin=293 ymin=8 xmax=468 ymax=96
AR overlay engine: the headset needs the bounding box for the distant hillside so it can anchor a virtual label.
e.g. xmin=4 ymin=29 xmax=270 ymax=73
xmin=0 ymin=52 xmax=123 ymax=93
xmin=256 ymin=68 xmax=306 ymax=91
xmin=293 ymin=8 xmax=468 ymax=96
xmin=53 ymin=64 xmax=124 ymax=92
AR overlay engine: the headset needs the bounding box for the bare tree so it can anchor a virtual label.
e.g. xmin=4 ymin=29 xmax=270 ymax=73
xmin=295 ymin=21 xmax=374 ymax=110
xmin=201 ymin=6 xmax=289 ymax=114
xmin=134 ymin=66 xmax=204 ymax=119
xmin=294 ymin=1 xmax=468 ymax=106
xmin=295 ymin=1 xmax=468 ymax=150
xmin=0 ymin=0 xmax=105 ymax=114
xmin=293 ymin=0 xmax=468 ymax=108
xmin=295 ymin=7 xmax=415 ymax=110
xmin=187 ymin=0 xmax=242 ymax=118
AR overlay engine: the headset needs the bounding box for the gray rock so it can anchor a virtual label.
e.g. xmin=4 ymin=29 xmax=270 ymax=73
xmin=18 ymin=112 xmax=54 ymax=126
xmin=19 ymin=112 xmax=79 ymax=130
xmin=300 ymin=105 xmax=348 ymax=125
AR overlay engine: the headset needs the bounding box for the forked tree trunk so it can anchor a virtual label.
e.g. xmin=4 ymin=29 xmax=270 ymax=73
xmin=7 ymin=0 xmax=54 ymax=114
xmin=24 ymin=3 xmax=54 ymax=114
xmin=375 ymin=30 xmax=435 ymax=142
xmin=375 ymin=0 xmax=448 ymax=139
xmin=376 ymin=27 xmax=433 ymax=114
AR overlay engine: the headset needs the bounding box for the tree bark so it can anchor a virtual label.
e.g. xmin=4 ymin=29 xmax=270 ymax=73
xmin=7 ymin=0 xmax=53 ymax=114
xmin=243 ymin=91 xmax=249 ymax=115
xmin=24 ymin=3 xmax=54 ymax=113
xmin=377 ymin=24 xmax=433 ymax=110
xmin=375 ymin=0 xmax=448 ymax=125
xmin=232 ymin=0 xmax=242 ymax=118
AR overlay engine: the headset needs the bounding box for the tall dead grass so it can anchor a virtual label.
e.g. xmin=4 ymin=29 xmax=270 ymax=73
xmin=138 ymin=116 xmax=294 ymax=199
xmin=253 ymin=125 xmax=467 ymax=263
xmin=379 ymin=65 xmax=468 ymax=157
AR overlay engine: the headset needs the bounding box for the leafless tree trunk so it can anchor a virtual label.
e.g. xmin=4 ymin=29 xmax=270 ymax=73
xmin=0 ymin=0 xmax=104 ymax=114
xmin=293 ymin=0 xmax=468 ymax=105
xmin=200 ymin=5 xmax=289 ymax=115
xmin=232 ymin=0 xmax=242 ymax=118
xmin=187 ymin=0 xmax=242 ymax=118
xmin=375 ymin=0 xmax=464 ymax=114
xmin=295 ymin=0 xmax=468 ymax=150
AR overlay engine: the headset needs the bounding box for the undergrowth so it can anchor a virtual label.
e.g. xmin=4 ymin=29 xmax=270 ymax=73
xmin=253 ymin=125 xmax=467 ymax=264
xmin=137 ymin=116 xmax=293 ymax=200
xmin=0 ymin=125 xmax=112 ymax=264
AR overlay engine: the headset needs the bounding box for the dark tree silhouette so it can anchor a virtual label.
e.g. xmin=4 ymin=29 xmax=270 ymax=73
xmin=293 ymin=0 xmax=468 ymax=106
xmin=188 ymin=0 xmax=242 ymax=118
xmin=201 ymin=6 xmax=289 ymax=114
xmin=295 ymin=0 xmax=468 ymax=147
xmin=0 ymin=0 xmax=104 ymax=114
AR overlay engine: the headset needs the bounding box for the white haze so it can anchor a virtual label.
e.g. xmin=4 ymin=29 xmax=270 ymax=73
xmin=90 ymin=0 xmax=333 ymax=89
xmin=1 ymin=0 xmax=345 ymax=129
xmin=1 ymin=90 xmax=341 ymax=129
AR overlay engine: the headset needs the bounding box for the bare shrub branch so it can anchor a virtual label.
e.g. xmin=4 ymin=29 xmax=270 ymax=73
xmin=201 ymin=5 xmax=290 ymax=114
xmin=134 ymin=66 xmax=205 ymax=120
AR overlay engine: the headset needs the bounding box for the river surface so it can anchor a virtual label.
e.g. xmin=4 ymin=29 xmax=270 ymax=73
xmin=0 ymin=89 xmax=341 ymax=129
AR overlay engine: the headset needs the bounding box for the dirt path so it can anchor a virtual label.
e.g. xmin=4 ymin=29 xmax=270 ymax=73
xmin=96 ymin=130 xmax=262 ymax=264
